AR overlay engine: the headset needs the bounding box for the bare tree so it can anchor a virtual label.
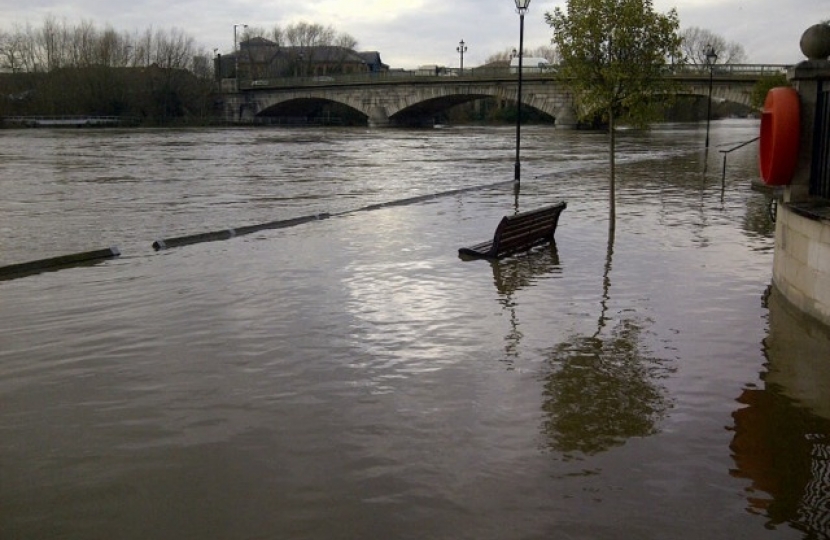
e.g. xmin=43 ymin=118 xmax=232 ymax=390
xmin=485 ymin=47 xmax=519 ymax=65
xmin=485 ymin=45 xmax=559 ymax=66
xmin=0 ymin=24 xmax=36 ymax=72
xmin=531 ymin=45 xmax=560 ymax=63
xmin=135 ymin=28 xmax=153 ymax=67
xmin=154 ymin=28 xmax=196 ymax=69
xmin=680 ymin=26 xmax=747 ymax=65
xmin=69 ymin=20 xmax=98 ymax=67
xmin=269 ymin=26 xmax=286 ymax=46
xmin=97 ymin=27 xmax=122 ymax=67
xmin=285 ymin=22 xmax=332 ymax=48
xmin=336 ymin=31 xmax=357 ymax=50
xmin=39 ymin=15 xmax=71 ymax=71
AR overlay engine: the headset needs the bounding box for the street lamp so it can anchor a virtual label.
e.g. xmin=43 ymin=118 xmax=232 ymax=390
xmin=514 ymin=0 xmax=531 ymax=186
xmin=233 ymin=23 xmax=248 ymax=79
xmin=457 ymin=39 xmax=468 ymax=75
xmin=704 ymin=44 xmax=717 ymax=150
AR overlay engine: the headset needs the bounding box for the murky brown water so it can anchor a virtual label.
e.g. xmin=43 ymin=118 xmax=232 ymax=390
xmin=1 ymin=121 xmax=829 ymax=539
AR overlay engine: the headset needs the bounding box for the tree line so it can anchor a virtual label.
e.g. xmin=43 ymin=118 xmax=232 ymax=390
xmin=0 ymin=18 xmax=368 ymax=124
xmin=0 ymin=18 xmax=215 ymax=123
xmin=237 ymin=21 xmax=358 ymax=51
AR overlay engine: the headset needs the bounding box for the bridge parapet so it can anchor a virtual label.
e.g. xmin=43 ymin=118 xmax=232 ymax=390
xmin=231 ymin=64 xmax=789 ymax=91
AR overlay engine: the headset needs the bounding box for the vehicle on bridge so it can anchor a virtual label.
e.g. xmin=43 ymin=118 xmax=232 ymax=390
xmin=510 ymin=57 xmax=555 ymax=74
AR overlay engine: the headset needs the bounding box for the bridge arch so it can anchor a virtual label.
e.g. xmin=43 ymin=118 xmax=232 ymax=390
xmin=386 ymin=86 xmax=559 ymax=126
xmin=255 ymin=96 xmax=369 ymax=125
xmin=672 ymin=82 xmax=753 ymax=108
xmin=236 ymin=90 xmax=371 ymax=125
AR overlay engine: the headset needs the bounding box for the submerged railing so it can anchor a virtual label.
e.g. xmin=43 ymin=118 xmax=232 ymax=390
xmin=719 ymin=136 xmax=760 ymax=182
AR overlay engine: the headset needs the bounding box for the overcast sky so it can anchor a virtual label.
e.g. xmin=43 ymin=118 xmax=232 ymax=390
xmin=1 ymin=0 xmax=827 ymax=69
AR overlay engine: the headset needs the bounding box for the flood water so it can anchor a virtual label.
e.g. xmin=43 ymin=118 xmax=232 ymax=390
xmin=1 ymin=121 xmax=830 ymax=540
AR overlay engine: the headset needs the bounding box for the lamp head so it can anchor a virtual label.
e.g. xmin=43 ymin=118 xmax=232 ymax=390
xmin=704 ymin=45 xmax=717 ymax=65
xmin=515 ymin=0 xmax=531 ymax=13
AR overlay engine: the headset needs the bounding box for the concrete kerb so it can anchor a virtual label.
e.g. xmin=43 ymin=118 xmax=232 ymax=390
xmin=0 ymin=179 xmax=522 ymax=282
xmin=152 ymin=213 xmax=332 ymax=250
xmin=0 ymin=246 xmax=121 ymax=281
xmin=153 ymin=180 xmax=516 ymax=250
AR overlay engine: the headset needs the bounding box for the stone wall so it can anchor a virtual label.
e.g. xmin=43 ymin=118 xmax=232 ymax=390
xmin=773 ymin=205 xmax=830 ymax=325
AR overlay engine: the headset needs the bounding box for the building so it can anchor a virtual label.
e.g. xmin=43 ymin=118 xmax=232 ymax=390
xmin=216 ymin=38 xmax=389 ymax=82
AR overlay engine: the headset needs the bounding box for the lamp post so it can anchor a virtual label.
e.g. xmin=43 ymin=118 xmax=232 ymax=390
xmin=233 ymin=23 xmax=248 ymax=79
xmin=514 ymin=0 xmax=531 ymax=187
xmin=704 ymin=44 xmax=717 ymax=150
xmin=457 ymin=40 xmax=467 ymax=75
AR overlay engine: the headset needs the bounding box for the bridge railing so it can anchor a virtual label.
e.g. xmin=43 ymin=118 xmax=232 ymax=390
xmin=233 ymin=64 xmax=791 ymax=91
xmin=237 ymin=67 xmax=527 ymax=90
xmin=666 ymin=63 xmax=790 ymax=77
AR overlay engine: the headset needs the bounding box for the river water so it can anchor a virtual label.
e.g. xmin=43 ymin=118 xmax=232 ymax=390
xmin=1 ymin=121 xmax=829 ymax=540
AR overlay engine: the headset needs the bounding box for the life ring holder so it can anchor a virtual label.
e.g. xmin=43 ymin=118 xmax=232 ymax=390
xmin=759 ymin=87 xmax=800 ymax=186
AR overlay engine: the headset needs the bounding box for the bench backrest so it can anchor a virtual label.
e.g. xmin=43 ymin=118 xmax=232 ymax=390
xmin=491 ymin=203 xmax=566 ymax=257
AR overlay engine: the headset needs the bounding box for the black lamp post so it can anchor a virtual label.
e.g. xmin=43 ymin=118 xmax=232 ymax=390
xmin=457 ymin=40 xmax=467 ymax=75
xmin=704 ymin=44 xmax=717 ymax=150
xmin=514 ymin=0 xmax=531 ymax=186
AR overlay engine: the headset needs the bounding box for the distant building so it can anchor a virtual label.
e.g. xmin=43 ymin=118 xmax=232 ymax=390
xmin=216 ymin=39 xmax=389 ymax=81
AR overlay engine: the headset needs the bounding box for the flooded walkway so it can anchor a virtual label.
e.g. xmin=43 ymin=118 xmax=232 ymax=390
xmin=1 ymin=123 xmax=828 ymax=539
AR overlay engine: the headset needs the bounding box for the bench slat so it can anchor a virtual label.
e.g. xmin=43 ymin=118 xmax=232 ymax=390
xmin=459 ymin=201 xmax=566 ymax=259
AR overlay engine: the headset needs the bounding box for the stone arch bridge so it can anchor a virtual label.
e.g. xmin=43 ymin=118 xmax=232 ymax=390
xmin=221 ymin=66 xmax=784 ymax=127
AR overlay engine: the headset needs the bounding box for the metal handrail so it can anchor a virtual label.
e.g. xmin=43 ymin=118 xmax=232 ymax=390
xmin=719 ymin=136 xmax=760 ymax=182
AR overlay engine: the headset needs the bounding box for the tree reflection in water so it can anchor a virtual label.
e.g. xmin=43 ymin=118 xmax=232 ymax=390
xmin=539 ymin=230 xmax=673 ymax=457
xmin=729 ymin=287 xmax=830 ymax=536
xmin=540 ymin=318 xmax=672 ymax=457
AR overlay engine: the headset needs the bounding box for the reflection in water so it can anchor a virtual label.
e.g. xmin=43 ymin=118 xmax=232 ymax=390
xmin=490 ymin=243 xmax=562 ymax=364
xmin=541 ymin=318 xmax=672 ymax=458
xmin=743 ymin=192 xmax=777 ymax=241
xmin=540 ymin=230 xmax=672 ymax=458
xmin=491 ymin=242 xmax=561 ymax=296
xmin=597 ymin=228 xmax=614 ymax=335
xmin=730 ymin=287 xmax=830 ymax=536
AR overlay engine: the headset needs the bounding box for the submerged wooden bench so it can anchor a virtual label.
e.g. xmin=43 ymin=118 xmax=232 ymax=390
xmin=459 ymin=201 xmax=566 ymax=259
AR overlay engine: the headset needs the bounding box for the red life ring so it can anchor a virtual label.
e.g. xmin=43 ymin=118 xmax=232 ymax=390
xmin=759 ymin=87 xmax=800 ymax=186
